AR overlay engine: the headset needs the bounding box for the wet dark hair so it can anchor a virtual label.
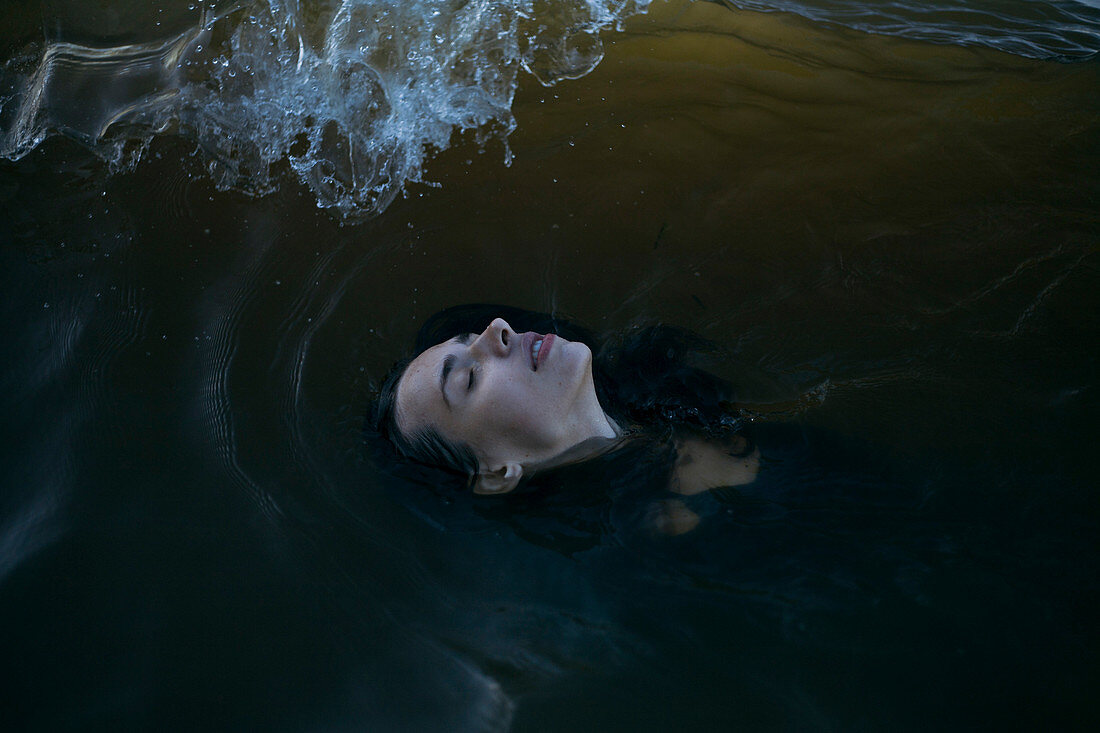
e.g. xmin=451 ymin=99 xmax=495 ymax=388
xmin=374 ymin=355 xmax=479 ymax=481
xmin=369 ymin=303 xmax=747 ymax=485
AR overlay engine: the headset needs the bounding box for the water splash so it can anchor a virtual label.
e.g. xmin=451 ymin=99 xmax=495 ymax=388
xmin=1 ymin=0 xmax=651 ymax=219
xmin=4 ymin=0 xmax=1097 ymax=219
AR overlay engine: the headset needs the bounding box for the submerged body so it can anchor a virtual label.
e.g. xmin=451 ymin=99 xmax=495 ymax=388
xmin=381 ymin=306 xmax=760 ymax=531
xmin=396 ymin=318 xmax=619 ymax=493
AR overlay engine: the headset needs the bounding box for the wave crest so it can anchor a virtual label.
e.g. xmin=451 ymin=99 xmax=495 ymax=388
xmin=0 ymin=0 xmax=650 ymax=218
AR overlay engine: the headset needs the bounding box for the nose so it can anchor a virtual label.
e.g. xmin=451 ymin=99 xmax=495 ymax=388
xmin=470 ymin=317 xmax=513 ymax=358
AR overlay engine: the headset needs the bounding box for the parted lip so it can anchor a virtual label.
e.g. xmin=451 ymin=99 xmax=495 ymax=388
xmin=521 ymin=331 xmax=555 ymax=371
xmin=521 ymin=332 xmax=537 ymax=370
xmin=537 ymin=333 xmax=555 ymax=370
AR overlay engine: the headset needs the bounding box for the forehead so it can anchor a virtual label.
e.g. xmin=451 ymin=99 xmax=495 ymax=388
xmin=394 ymin=340 xmax=453 ymax=435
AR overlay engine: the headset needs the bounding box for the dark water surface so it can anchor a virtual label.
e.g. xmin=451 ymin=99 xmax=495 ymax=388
xmin=2 ymin=0 xmax=1099 ymax=730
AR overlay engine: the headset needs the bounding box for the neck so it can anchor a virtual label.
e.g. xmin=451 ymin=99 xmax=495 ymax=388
xmin=532 ymin=429 xmax=625 ymax=474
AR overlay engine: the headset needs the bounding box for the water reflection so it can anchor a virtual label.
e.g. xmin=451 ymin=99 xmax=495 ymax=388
xmin=4 ymin=0 xmax=1099 ymax=217
xmin=1 ymin=0 xmax=1098 ymax=729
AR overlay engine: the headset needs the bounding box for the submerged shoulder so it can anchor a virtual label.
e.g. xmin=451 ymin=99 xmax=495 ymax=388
xmin=669 ymin=432 xmax=760 ymax=496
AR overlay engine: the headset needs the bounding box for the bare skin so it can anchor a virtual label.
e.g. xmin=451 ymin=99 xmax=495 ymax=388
xmin=397 ymin=316 xmax=759 ymax=533
xmin=653 ymin=433 xmax=761 ymax=536
xmin=395 ymin=318 xmax=617 ymax=494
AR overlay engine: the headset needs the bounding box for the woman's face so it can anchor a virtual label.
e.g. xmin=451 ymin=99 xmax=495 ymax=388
xmin=395 ymin=317 xmax=616 ymax=479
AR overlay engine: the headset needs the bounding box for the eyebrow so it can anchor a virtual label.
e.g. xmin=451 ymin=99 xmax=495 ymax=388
xmin=440 ymin=354 xmax=455 ymax=410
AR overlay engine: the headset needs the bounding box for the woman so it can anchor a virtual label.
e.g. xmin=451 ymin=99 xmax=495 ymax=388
xmin=373 ymin=304 xmax=759 ymax=533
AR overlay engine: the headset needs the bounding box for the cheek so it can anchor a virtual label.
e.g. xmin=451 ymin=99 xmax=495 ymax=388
xmin=470 ymin=395 xmax=556 ymax=451
xmin=489 ymin=400 xmax=545 ymax=439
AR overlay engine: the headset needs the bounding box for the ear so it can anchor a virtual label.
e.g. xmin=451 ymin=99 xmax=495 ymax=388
xmin=472 ymin=462 xmax=524 ymax=495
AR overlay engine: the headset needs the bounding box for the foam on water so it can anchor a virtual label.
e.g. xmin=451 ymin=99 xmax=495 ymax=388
xmin=1 ymin=0 xmax=651 ymax=218
xmin=2 ymin=0 xmax=1098 ymax=219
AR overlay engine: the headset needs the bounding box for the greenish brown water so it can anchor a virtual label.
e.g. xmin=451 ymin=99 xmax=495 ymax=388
xmin=2 ymin=1 xmax=1098 ymax=730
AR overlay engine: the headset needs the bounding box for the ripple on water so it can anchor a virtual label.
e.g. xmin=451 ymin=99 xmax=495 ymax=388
xmin=0 ymin=487 xmax=65 ymax=586
xmin=192 ymin=222 xmax=283 ymax=526
xmin=1 ymin=1 xmax=653 ymax=218
xmin=3 ymin=0 xmax=1097 ymax=222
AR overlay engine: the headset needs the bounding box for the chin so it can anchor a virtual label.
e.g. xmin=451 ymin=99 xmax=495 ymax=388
xmin=558 ymin=338 xmax=591 ymax=369
xmin=564 ymin=341 xmax=596 ymax=389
